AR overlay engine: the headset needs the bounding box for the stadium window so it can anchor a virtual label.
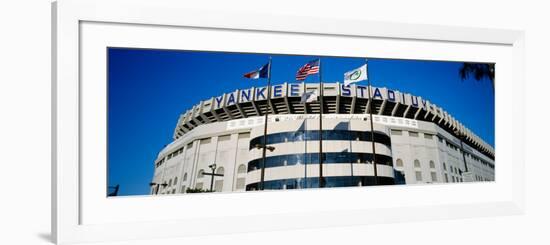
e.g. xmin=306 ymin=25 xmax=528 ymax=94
xmin=215 ymin=180 xmax=223 ymax=192
xmin=424 ymin=133 xmax=434 ymax=140
xmin=236 ymin=178 xmax=246 ymax=190
xmin=168 ymin=179 xmax=172 ymax=187
xmin=200 ymin=138 xmax=211 ymax=145
xmin=183 ymin=173 xmax=188 ymax=181
xmin=214 ymin=167 xmax=224 ymax=192
xmin=431 ymin=172 xmax=437 ymax=182
xmin=414 ymin=159 xmax=421 ymax=168
xmin=237 ymin=164 xmax=247 ymax=174
xmin=391 ymin=129 xmax=402 ymax=135
xmin=217 ymin=167 xmax=225 ymax=175
xmin=415 ymin=171 xmax=422 ymax=181
xmin=396 ymin=159 xmax=403 ymax=167
xmin=429 ymin=160 xmax=435 ymax=169
xmin=174 ymin=177 xmax=178 ymax=185
xmin=408 ymin=131 xmax=419 ymax=137
xmin=218 ymin=135 xmax=231 ymax=141
xmin=238 ymin=132 xmax=251 ymax=139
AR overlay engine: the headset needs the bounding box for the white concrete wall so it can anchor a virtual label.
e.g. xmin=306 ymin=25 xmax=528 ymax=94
xmin=151 ymin=114 xmax=494 ymax=194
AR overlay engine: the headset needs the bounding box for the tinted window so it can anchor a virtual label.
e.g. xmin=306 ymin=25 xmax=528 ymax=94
xmin=248 ymin=152 xmax=393 ymax=172
xmin=249 ymin=130 xmax=391 ymax=149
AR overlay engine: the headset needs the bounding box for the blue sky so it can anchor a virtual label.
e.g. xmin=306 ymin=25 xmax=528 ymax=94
xmin=108 ymin=48 xmax=495 ymax=196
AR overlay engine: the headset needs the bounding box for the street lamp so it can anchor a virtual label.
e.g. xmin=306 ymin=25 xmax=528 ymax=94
xmin=254 ymin=144 xmax=276 ymax=190
xmin=254 ymin=144 xmax=275 ymax=152
xmin=202 ymin=164 xmax=224 ymax=192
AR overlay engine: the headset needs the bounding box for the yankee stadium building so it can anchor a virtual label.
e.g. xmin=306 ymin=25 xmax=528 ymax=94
xmin=149 ymin=82 xmax=495 ymax=194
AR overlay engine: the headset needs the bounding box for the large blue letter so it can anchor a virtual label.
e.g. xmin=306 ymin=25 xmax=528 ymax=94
xmin=256 ymin=87 xmax=266 ymax=100
xmin=357 ymin=86 xmax=367 ymax=98
xmin=411 ymin=95 xmax=419 ymax=107
xmin=273 ymin=85 xmax=283 ymax=98
xmin=215 ymin=96 xmax=224 ymax=108
xmin=290 ymin=84 xmax=300 ymax=96
xmin=227 ymin=93 xmax=236 ymax=105
xmin=373 ymin=88 xmax=383 ymax=99
xmin=240 ymin=89 xmax=251 ymax=102
xmin=387 ymin=89 xmax=396 ymax=102
xmin=341 ymin=84 xmax=351 ymax=96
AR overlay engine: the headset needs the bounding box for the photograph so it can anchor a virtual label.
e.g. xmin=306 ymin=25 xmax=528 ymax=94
xmin=107 ymin=48 xmax=495 ymax=196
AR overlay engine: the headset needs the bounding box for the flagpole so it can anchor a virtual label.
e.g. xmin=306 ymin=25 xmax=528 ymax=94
xmin=365 ymin=58 xmax=378 ymax=185
xmin=259 ymin=57 xmax=272 ymax=191
xmin=318 ymin=58 xmax=324 ymax=188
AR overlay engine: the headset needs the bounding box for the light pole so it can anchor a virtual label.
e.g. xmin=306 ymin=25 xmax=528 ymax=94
xmin=254 ymin=144 xmax=275 ymax=190
xmin=202 ymin=164 xmax=224 ymax=192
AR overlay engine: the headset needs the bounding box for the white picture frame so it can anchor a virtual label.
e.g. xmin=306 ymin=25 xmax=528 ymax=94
xmin=52 ymin=0 xmax=525 ymax=244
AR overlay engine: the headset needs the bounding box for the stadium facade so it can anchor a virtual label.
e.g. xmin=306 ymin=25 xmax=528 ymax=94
xmin=150 ymin=82 xmax=495 ymax=194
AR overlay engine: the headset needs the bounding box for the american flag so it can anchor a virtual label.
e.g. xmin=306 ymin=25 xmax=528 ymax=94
xmin=295 ymin=59 xmax=320 ymax=81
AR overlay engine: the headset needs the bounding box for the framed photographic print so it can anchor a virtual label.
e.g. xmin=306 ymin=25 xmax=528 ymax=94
xmin=52 ymin=0 xmax=525 ymax=244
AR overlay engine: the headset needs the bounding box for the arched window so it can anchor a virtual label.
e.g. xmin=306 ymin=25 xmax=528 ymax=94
xmin=174 ymin=177 xmax=178 ymax=185
xmin=237 ymin=164 xmax=246 ymax=174
xmin=414 ymin=159 xmax=421 ymax=168
xmin=429 ymin=161 xmax=435 ymax=169
xmin=168 ymin=179 xmax=172 ymax=187
xmin=396 ymin=159 xmax=403 ymax=167
xmin=197 ymin=169 xmax=204 ymax=179
xmin=183 ymin=173 xmax=188 ymax=181
xmin=216 ymin=167 xmax=225 ymax=175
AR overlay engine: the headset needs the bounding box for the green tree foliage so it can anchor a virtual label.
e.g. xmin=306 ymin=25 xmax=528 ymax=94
xmin=458 ymin=62 xmax=495 ymax=92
